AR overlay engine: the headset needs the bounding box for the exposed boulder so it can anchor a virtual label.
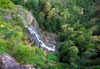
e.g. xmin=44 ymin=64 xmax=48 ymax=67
xmin=0 ymin=53 xmax=39 ymax=69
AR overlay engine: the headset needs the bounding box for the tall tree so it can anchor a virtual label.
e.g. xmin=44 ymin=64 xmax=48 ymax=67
xmin=43 ymin=1 xmax=51 ymax=13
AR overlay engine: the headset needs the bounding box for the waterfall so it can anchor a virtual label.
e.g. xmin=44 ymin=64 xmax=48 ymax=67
xmin=18 ymin=14 xmax=56 ymax=51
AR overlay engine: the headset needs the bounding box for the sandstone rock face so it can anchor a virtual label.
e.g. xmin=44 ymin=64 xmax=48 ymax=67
xmin=27 ymin=12 xmax=33 ymax=24
xmin=0 ymin=53 xmax=39 ymax=69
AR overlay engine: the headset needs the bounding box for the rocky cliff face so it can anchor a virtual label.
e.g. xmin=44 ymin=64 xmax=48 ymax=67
xmin=0 ymin=53 xmax=39 ymax=69
xmin=16 ymin=5 xmax=60 ymax=52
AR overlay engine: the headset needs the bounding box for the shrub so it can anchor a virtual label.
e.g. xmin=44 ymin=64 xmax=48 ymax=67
xmin=0 ymin=0 xmax=17 ymax=12
xmin=46 ymin=54 xmax=59 ymax=62
xmin=90 ymin=59 xmax=100 ymax=66
xmin=80 ymin=65 xmax=86 ymax=69
xmin=89 ymin=36 xmax=99 ymax=44
xmin=43 ymin=1 xmax=51 ymax=13
xmin=86 ymin=44 xmax=95 ymax=49
xmin=0 ymin=39 xmax=9 ymax=53
xmin=67 ymin=46 xmax=79 ymax=58
xmin=82 ymin=48 xmax=97 ymax=59
xmin=77 ymin=35 xmax=85 ymax=46
xmin=52 ymin=63 xmax=70 ymax=69
xmin=38 ymin=12 xmax=45 ymax=27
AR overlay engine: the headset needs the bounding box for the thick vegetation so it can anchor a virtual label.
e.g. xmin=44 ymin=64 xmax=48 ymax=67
xmin=1 ymin=0 xmax=100 ymax=69
xmin=0 ymin=0 xmax=58 ymax=69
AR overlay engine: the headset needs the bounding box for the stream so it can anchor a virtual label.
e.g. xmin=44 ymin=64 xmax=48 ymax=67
xmin=18 ymin=14 xmax=56 ymax=52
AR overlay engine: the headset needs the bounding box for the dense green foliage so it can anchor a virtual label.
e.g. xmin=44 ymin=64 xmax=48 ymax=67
xmin=46 ymin=54 xmax=59 ymax=62
xmin=1 ymin=0 xmax=100 ymax=69
xmin=0 ymin=0 xmax=59 ymax=69
xmin=0 ymin=0 xmax=17 ymax=11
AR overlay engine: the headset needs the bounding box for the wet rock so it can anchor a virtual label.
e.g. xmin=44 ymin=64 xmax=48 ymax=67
xmin=0 ymin=53 xmax=39 ymax=69
xmin=44 ymin=37 xmax=51 ymax=46
xmin=41 ymin=30 xmax=60 ymax=49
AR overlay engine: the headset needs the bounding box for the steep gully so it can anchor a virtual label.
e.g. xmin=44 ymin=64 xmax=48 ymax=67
xmin=18 ymin=14 xmax=56 ymax=52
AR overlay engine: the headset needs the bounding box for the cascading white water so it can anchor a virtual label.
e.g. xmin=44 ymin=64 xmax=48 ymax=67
xmin=18 ymin=14 xmax=56 ymax=51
